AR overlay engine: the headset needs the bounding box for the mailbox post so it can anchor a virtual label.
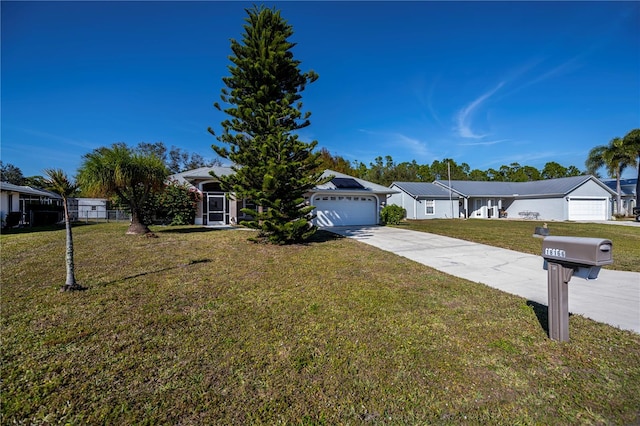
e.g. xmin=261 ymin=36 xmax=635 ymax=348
xmin=541 ymin=236 xmax=613 ymax=342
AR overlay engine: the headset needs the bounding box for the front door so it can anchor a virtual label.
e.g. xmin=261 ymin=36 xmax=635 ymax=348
xmin=207 ymin=195 xmax=226 ymax=226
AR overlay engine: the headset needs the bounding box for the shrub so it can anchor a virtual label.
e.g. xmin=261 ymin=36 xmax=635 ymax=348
xmin=380 ymin=204 xmax=406 ymax=225
xmin=143 ymin=180 xmax=202 ymax=225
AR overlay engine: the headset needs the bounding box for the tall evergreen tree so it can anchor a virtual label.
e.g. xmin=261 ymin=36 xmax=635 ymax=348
xmin=209 ymin=5 xmax=322 ymax=244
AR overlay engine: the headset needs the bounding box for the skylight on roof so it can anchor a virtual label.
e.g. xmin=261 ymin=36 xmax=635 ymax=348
xmin=331 ymin=177 xmax=364 ymax=189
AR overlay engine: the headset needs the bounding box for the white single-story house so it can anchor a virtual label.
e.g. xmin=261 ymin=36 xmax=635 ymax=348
xmin=422 ymin=175 xmax=617 ymax=221
xmin=1 ymin=181 xmax=63 ymax=226
xmin=601 ymin=178 xmax=637 ymax=216
xmin=169 ymin=167 xmax=398 ymax=227
xmin=388 ymin=182 xmax=461 ymax=219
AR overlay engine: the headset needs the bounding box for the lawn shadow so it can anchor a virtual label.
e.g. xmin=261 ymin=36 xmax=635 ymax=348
xmin=527 ymin=301 xmax=549 ymax=335
xmin=526 ymin=300 xmax=574 ymax=337
xmin=154 ymin=226 xmax=228 ymax=234
xmin=305 ymin=229 xmax=345 ymax=244
xmin=98 ymin=259 xmax=213 ymax=286
xmin=1 ymin=222 xmax=96 ymax=235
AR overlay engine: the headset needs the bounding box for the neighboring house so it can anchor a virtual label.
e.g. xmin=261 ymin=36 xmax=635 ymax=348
xmin=68 ymin=198 xmax=109 ymax=221
xmin=0 ymin=181 xmax=63 ymax=226
xmin=388 ymin=182 xmax=461 ymax=219
xmin=601 ymin=178 xmax=637 ymax=216
xmin=426 ymin=175 xmax=616 ymax=221
xmin=169 ymin=167 xmax=398 ymax=227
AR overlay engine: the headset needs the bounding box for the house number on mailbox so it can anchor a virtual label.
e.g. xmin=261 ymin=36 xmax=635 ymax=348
xmin=544 ymin=248 xmax=566 ymax=258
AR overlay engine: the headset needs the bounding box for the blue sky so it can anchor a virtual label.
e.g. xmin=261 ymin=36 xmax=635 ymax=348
xmin=2 ymin=1 xmax=639 ymax=179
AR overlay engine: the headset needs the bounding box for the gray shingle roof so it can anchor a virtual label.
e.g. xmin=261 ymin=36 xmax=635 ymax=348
xmin=169 ymin=166 xmax=234 ymax=186
xmin=391 ymin=182 xmax=460 ymax=198
xmin=169 ymin=168 xmax=398 ymax=195
xmin=432 ymin=175 xmax=615 ymax=198
xmin=0 ymin=182 xmax=62 ymax=198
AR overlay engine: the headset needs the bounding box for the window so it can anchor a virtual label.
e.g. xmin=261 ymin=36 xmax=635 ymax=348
xmin=242 ymin=199 xmax=256 ymax=213
xmin=425 ymin=199 xmax=435 ymax=215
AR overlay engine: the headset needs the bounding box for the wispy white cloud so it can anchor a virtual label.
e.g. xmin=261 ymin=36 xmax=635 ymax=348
xmin=455 ymin=82 xmax=505 ymax=139
xmin=479 ymin=149 xmax=583 ymax=170
xmin=393 ymin=133 xmax=431 ymax=158
xmin=357 ymin=129 xmax=431 ymax=160
xmin=458 ymin=139 xmax=509 ymax=147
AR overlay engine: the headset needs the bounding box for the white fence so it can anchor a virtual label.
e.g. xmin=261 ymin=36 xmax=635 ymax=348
xmin=69 ymin=209 xmax=131 ymax=223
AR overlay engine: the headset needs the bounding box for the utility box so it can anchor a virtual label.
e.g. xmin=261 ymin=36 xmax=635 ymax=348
xmin=540 ymin=236 xmax=613 ymax=342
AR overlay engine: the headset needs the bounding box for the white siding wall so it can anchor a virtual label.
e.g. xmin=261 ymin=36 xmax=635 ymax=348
xmin=570 ymin=180 xmax=612 ymax=198
xmin=506 ymin=198 xmax=566 ymax=221
xmin=387 ymin=190 xmax=459 ymax=219
xmin=72 ymin=198 xmax=108 ymax=220
xmin=0 ymin=191 xmax=20 ymax=221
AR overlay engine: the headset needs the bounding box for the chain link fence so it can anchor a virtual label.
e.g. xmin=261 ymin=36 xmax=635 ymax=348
xmin=69 ymin=209 xmax=131 ymax=223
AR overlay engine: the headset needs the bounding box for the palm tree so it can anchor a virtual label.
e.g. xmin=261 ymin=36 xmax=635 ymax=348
xmin=44 ymin=169 xmax=83 ymax=291
xmin=77 ymin=143 xmax=168 ymax=235
xmin=623 ymin=128 xmax=640 ymax=211
xmin=586 ymin=137 xmax=637 ymax=215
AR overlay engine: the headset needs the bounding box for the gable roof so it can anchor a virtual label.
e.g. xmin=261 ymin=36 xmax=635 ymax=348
xmin=433 ymin=175 xmax=615 ymax=198
xmin=169 ymin=167 xmax=398 ymax=195
xmin=390 ymin=181 xmax=460 ymax=199
xmin=0 ymin=182 xmax=62 ymax=199
xmin=169 ymin=166 xmax=234 ymax=186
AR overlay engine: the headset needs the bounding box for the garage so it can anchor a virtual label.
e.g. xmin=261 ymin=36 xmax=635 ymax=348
xmin=313 ymin=194 xmax=379 ymax=226
xmin=568 ymin=198 xmax=608 ymax=221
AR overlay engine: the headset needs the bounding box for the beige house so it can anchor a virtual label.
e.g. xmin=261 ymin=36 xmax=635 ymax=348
xmin=169 ymin=167 xmax=397 ymax=227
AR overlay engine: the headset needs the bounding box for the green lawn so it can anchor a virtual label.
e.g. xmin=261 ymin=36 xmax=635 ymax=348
xmin=1 ymin=223 xmax=639 ymax=425
xmin=399 ymin=219 xmax=640 ymax=272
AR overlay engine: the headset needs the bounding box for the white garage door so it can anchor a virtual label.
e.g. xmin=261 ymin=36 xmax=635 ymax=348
xmin=568 ymin=198 xmax=607 ymax=221
xmin=314 ymin=195 xmax=378 ymax=226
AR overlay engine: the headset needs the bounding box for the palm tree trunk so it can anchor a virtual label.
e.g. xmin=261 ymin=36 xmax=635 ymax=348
xmin=61 ymin=199 xmax=80 ymax=291
xmin=632 ymin=158 xmax=640 ymax=213
xmin=614 ymin=167 xmax=623 ymax=215
xmin=127 ymin=206 xmax=151 ymax=235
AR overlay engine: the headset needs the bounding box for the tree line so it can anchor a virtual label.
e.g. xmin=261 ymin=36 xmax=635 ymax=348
xmin=316 ymin=148 xmax=584 ymax=187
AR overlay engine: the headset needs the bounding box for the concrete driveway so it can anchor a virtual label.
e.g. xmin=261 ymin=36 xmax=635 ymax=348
xmin=329 ymin=226 xmax=640 ymax=334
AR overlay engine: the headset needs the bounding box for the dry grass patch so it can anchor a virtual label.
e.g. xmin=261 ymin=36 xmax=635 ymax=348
xmin=1 ymin=223 xmax=639 ymax=425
